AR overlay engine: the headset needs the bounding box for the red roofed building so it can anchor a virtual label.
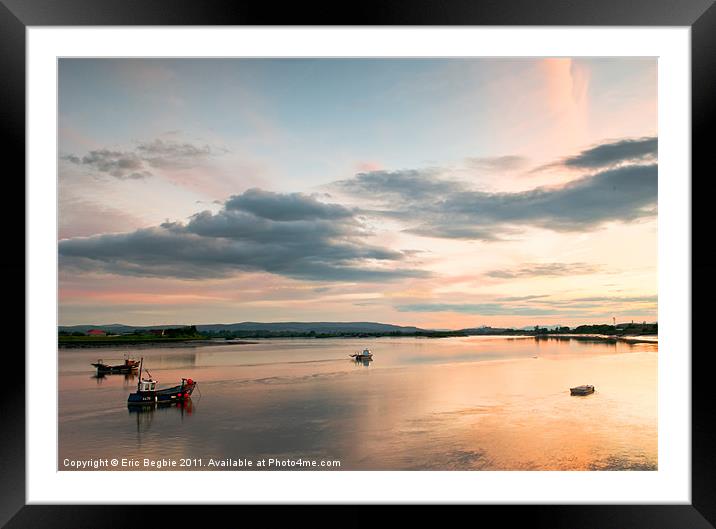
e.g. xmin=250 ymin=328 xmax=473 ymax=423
xmin=87 ymin=329 xmax=107 ymax=336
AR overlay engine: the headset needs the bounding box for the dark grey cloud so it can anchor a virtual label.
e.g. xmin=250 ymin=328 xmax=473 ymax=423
xmin=335 ymin=169 xmax=467 ymax=202
xmin=63 ymin=149 xmax=151 ymax=180
xmin=486 ymin=262 xmax=603 ymax=279
xmin=405 ymin=224 xmax=502 ymax=241
xmin=225 ymin=188 xmax=354 ymax=222
xmin=334 ymin=160 xmax=657 ymax=240
xmin=540 ymin=136 xmax=657 ymax=171
xmin=465 ymin=155 xmax=528 ymax=172
xmin=428 ymin=164 xmax=657 ymax=232
xmin=62 ymin=137 xmax=223 ymax=179
xmin=58 ymin=189 xmax=428 ymax=282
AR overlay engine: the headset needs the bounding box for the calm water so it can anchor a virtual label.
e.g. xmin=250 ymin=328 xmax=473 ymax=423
xmin=59 ymin=336 xmax=658 ymax=470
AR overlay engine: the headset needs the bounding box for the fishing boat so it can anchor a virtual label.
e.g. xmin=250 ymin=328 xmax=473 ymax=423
xmin=570 ymin=384 xmax=595 ymax=396
xmin=91 ymin=354 xmax=140 ymax=374
xmin=350 ymin=348 xmax=373 ymax=361
xmin=127 ymin=357 xmax=197 ymax=406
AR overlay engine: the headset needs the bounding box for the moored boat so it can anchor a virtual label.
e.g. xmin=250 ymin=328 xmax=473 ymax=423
xmin=350 ymin=348 xmax=373 ymax=361
xmin=92 ymin=354 xmax=140 ymax=374
xmin=570 ymin=384 xmax=595 ymax=396
xmin=127 ymin=357 xmax=197 ymax=406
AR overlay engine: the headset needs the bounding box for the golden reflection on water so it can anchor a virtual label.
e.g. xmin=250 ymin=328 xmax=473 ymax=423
xmin=59 ymin=336 xmax=657 ymax=470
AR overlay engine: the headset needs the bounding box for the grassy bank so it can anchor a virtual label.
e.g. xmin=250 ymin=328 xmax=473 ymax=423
xmin=58 ymin=335 xmax=209 ymax=348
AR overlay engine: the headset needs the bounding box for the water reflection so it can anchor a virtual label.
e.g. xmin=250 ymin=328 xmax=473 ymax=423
xmin=352 ymin=357 xmax=373 ymax=367
xmin=128 ymin=399 xmax=195 ymax=434
xmin=534 ymin=334 xmax=655 ymax=347
xmin=92 ymin=372 xmax=137 ymax=386
xmin=143 ymin=352 xmax=197 ymax=368
xmin=535 ymin=334 xmax=618 ymax=344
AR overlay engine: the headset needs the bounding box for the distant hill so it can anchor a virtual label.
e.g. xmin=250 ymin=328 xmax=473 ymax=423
xmin=59 ymin=321 xmax=426 ymax=334
xmin=196 ymin=321 xmax=424 ymax=333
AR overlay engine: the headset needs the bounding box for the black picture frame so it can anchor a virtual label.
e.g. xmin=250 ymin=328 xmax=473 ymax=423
xmin=3 ymin=1 xmax=713 ymax=526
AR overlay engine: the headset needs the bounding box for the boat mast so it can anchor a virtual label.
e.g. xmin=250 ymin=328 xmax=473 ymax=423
xmin=137 ymin=357 xmax=143 ymax=391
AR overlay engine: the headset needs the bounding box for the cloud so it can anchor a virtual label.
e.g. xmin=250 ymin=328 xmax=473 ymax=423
xmin=59 ymin=189 xmax=429 ymax=282
xmin=59 ymin=196 xmax=145 ymax=239
xmin=395 ymin=293 xmax=657 ymax=316
xmin=335 ymin=169 xmax=467 ymax=202
xmin=567 ymin=295 xmax=657 ymax=303
xmin=405 ymin=224 xmax=503 ymax=241
xmin=495 ymin=295 xmax=550 ymax=302
xmin=537 ymin=136 xmax=657 ymax=172
xmin=62 ymin=137 xmax=223 ymax=179
xmin=135 ymin=138 xmax=221 ymax=169
xmin=64 ymin=149 xmax=151 ymax=180
xmin=465 ymin=155 xmax=528 ymax=172
xmin=521 ymin=295 xmax=657 ymax=310
xmin=395 ymin=303 xmax=561 ymax=316
xmin=486 ymin=262 xmax=603 ymax=279
xmin=335 ymin=159 xmax=657 ymax=240
xmin=225 ymin=188 xmax=353 ymax=222
xmin=422 ymin=164 xmax=657 ymax=232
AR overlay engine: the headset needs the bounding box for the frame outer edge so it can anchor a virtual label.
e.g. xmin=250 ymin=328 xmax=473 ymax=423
xmin=692 ymin=1 xmax=716 ymax=526
xmin=0 ymin=0 xmax=714 ymax=26
xmin=5 ymin=0 xmax=715 ymax=526
xmin=0 ymin=0 xmax=27 ymax=527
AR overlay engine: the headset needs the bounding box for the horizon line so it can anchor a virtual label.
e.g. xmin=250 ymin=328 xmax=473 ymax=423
xmin=58 ymin=319 xmax=659 ymax=330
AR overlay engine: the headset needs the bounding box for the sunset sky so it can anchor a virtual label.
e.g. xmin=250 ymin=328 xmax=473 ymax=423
xmin=58 ymin=58 xmax=657 ymax=328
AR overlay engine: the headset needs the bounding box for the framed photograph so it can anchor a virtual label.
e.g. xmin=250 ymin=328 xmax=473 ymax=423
xmin=5 ymin=0 xmax=713 ymax=526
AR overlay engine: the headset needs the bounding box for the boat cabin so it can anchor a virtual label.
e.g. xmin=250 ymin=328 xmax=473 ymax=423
xmin=138 ymin=378 xmax=157 ymax=392
xmin=349 ymin=348 xmax=373 ymax=361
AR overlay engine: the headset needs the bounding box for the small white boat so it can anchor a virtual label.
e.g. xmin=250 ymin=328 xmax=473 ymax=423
xmin=350 ymin=348 xmax=373 ymax=360
xmin=570 ymin=385 xmax=595 ymax=396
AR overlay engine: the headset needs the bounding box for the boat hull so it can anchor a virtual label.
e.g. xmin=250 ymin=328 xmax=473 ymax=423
xmin=570 ymin=386 xmax=595 ymax=396
xmin=127 ymin=392 xmax=157 ymax=405
xmin=92 ymin=359 xmax=140 ymax=374
xmin=128 ymin=381 xmax=197 ymax=406
xmin=93 ymin=364 xmax=138 ymax=374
